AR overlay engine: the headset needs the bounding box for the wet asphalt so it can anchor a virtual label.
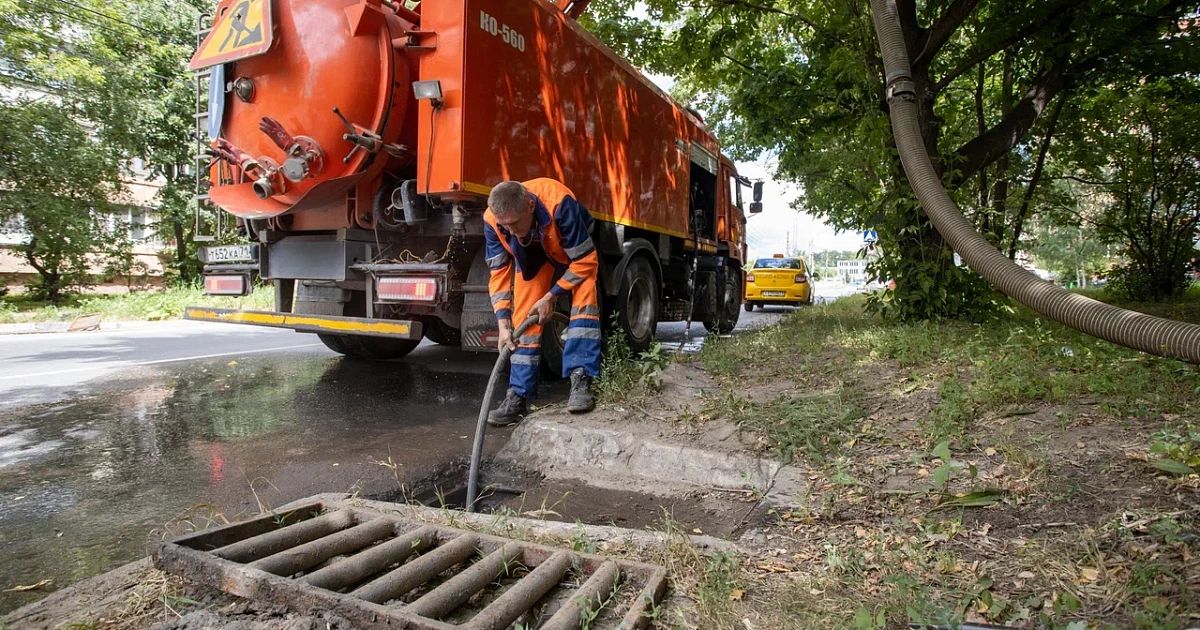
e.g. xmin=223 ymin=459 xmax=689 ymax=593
xmin=0 ymin=305 xmax=799 ymax=613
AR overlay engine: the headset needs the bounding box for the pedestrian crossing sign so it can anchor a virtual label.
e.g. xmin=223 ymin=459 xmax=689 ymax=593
xmin=189 ymin=0 xmax=274 ymax=70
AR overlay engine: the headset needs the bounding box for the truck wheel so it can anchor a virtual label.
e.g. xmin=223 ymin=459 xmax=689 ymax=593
xmin=318 ymin=334 xmax=419 ymax=360
xmin=540 ymin=306 xmax=568 ymax=378
xmin=704 ymin=268 xmax=740 ymax=334
xmin=718 ymin=270 xmax=742 ymax=333
xmin=744 ymin=302 xmax=754 ymax=312
xmin=423 ymin=319 xmax=461 ymax=346
xmin=614 ymin=256 xmax=658 ymax=353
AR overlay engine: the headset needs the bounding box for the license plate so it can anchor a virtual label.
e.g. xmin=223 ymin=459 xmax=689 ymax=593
xmin=763 ymin=291 xmax=786 ymax=297
xmin=202 ymin=244 xmax=256 ymax=263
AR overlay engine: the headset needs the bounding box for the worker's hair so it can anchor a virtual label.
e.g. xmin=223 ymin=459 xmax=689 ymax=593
xmin=488 ymin=181 xmax=529 ymax=218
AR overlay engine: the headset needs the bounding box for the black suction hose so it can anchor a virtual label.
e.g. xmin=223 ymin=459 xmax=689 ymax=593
xmin=466 ymin=314 xmax=540 ymax=513
xmin=868 ymin=0 xmax=1200 ymax=364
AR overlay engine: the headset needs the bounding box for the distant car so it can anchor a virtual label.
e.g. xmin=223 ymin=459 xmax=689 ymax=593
xmin=744 ymin=255 xmax=813 ymax=311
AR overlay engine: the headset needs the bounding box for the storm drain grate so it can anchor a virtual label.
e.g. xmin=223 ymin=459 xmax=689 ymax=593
xmin=153 ymin=498 xmax=668 ymax=629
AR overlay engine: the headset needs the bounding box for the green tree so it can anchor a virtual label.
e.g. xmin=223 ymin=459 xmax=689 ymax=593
xmin=583 ymin=0 xmax=1197 ymax=320
xmin=1065 ymin=79 xmax=1200 ymax=301
xmin=0 ymin=101 xmax=120 ymax=301
xmin=0 ymin=0 xmax=204 ymax=291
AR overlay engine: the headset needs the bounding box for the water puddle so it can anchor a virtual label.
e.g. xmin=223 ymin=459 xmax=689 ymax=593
xmin=0 ymin=350 xmax=501 ymax=614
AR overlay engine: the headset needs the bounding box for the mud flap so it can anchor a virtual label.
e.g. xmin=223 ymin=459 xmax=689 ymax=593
xmin=460 ymin=247 xmax=500 ymax=352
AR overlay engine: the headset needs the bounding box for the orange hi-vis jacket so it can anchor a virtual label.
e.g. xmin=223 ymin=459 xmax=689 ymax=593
xmin=482 ymin=178 xmax=602 ymax=396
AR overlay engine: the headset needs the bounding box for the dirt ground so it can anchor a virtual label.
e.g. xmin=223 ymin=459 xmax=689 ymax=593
xmin=5 ymin=326 xmax=1198 ymax=629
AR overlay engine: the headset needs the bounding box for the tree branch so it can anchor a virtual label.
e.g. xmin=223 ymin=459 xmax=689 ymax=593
xmin=914 ymin=0 xmax=983 ymax=68
xmin=933 ymin=0 xmax=1087 ymax=93
xmin=948 ymin=61 xmax=1069 ymax=186
xmin=1007 ymin=95 xmax=1066 ymax=259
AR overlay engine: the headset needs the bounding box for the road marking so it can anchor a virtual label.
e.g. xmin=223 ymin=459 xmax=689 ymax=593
xmin=0 ymin=343 xmax=325 ymax=382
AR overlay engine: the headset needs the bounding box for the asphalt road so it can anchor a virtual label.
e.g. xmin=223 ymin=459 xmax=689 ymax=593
xmin=0 ymin=304 xmax=799 ymax=613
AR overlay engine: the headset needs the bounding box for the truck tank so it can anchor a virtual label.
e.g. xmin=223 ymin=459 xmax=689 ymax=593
xmin=188 ymin=0 xmax=755 ymax=364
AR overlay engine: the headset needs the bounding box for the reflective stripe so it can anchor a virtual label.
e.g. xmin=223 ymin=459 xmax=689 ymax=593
xmin=518 ymin=335 xmax=540 ymax=345
xmin=564 ymin=237 xmax=595 ymax=259
xmin=565 ymin=327 xmax=602 ymax=340
xmin=486 ymin=252 xmax=510 ymax=269
xmin=510 ymin=353 xmax=540 ymax=365
xmin=491 ymin=291 xmax=513 ymax=305
xmin=570 ymin=305 xmax=601 ymax=317
xmin=560 ymin=270 xmax=583 ymax=286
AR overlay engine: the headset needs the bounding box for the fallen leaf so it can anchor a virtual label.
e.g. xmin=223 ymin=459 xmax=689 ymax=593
xmin=4 ymin=579 xmax=51 ymax=592
xmin=692 ymin=528 xmax=703 ymax=534
xmin=984 ymin=448 xmax=997 ymax=457
xmin=227 ymin=360 xmax=238 ymax=367
xmin=1079 ymin=567 xmax=1100 ymax=582
xmin=1150 ymin=459 xmax=1195 ymax=475
xmin=1017 ymin=571 xmax=1035 ymax=579
xmin=729 ymin=588 xmax=745 ymax=601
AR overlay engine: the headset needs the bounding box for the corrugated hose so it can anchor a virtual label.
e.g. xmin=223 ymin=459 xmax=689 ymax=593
xmin=466 ymin=314 xmax=540 ymax=513
xmin=868 ymin=0 xmax=1200 ymax=363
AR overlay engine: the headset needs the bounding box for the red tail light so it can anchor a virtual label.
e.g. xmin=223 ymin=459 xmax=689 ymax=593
xmin=376 ymin=276 xmax=439 ymax=302
xmin=746 ymin=273 xmax=755 ymax=282
xmin=204 ymin=274 xmax=248 ymax=296
xmin=794 ymin=273 xmax=808 ymax=283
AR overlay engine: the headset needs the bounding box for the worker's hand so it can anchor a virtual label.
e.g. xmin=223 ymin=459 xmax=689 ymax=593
xmin=496 ymin=320 xmax=516 ymax=352
xmin=532 ymin=294 xmax=555 ymax=324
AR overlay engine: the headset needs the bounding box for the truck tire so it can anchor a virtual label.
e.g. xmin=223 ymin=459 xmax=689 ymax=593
xmin=540 ymin=306 xmax=569 ymax=378
xmin=318 ymin=334 xmax=420 ymax=360
xmin=718 ymin=269 xmax=742 ymax=333
xmin=614 ymin=255 xmax=658 ymax=353
xmin=744 ymin=302 xmax=755 ymax=312
xmin=704 ymin=267 xmax=741 ymax=335
xmin=423 ymin=319 xmax=461 ymax=346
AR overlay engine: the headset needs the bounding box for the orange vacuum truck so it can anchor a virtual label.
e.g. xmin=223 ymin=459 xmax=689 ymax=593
xmin=185 ymin=0 xmax=760 ymax=368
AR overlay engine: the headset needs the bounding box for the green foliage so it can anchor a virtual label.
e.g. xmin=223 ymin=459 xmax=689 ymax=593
xmin=597 ymin=328 xmax=668 ymax=403
xmin=0 ymin=101 xmax=121 ymax=301
xmin=1149 ymin=425 xmax=1200 ymax=475
xmin=585 ymin=0 xmax=1198 ymax=320
xmin=1064 ymin=79 xmax=1200 ymax=302
xmin=736 ymin=390 xmax=866 ymax=466
xmin=0 ymin=283 xmax=272 ymax=324
xmin=0 ymin=0 xmax=207 ymax=290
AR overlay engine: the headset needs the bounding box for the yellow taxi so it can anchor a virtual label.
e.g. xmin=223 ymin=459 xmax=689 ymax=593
xmin=744 ymin=255 xmax=813 ymax=311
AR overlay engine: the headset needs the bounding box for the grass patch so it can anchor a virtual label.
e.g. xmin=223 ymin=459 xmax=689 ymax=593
xmin=689 ymin=292 xmax=1200 ymax=628
xmin=734 ymin=389 xmax=867 ymax=466
xmin=0 ymin=284 xmax=273 ymax=324
xmin=597 ymin=329 xmax=669 ymax=405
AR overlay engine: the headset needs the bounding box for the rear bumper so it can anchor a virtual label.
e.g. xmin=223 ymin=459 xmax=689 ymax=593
xmin=183 ymin=307 xmax=424 ymax=340
xmin=744 ymin=285 xmax=811 ymax=302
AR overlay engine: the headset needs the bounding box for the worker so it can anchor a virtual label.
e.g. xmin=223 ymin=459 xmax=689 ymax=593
xmin=483 ymin=178 xmax=601 ymax=426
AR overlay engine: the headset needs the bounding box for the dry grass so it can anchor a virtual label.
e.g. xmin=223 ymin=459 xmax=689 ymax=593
xmin=683 ymin=296 xmax=1200 ymax=628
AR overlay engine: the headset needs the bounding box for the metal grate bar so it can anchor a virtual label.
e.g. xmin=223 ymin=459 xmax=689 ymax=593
xmin=352 ymin=533 xmax=479 ymax=604
xmin=621 ymin=567 xmax=669 ymax=629
xmin=214 ymin=509 xmax=356 ymax=563
xmin=466 ymin=551 xmax=572 ymax=630
xmin=250 ymin=517 xmax=398 ymax=577
xmin=407 ymin=541 xmax=524 ymax=619
xmin=540 ymin=560 xmax=621 ymax=630
xmin=154 ymin=498 xmax=670 ymax=629
xmin=302 ymin=525 xmax=437 ymax=591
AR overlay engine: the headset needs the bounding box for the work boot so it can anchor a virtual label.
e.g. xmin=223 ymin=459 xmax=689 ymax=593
xmin=487 ymin=389 xmax=528 ymax=427
xmin=567 ymin=367 xmax=595 ymax=413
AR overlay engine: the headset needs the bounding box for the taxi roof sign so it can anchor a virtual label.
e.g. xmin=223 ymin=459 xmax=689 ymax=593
xmin=189 ymin=0 xmax=274 ymax=70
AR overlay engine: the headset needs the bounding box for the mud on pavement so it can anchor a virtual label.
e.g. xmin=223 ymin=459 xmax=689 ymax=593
xmin=4 ymin=361 xmax=812 ymax=629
